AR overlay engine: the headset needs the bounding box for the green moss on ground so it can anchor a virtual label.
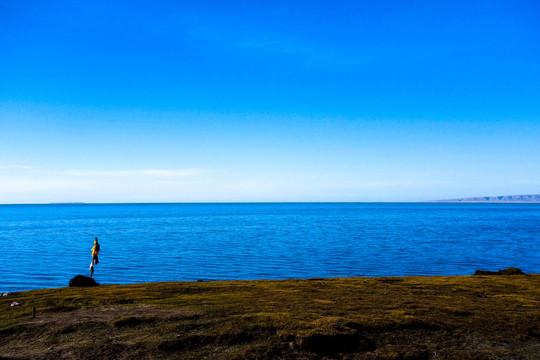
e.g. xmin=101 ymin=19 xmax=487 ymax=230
xmin=1 ymin=274 xmax=539 ymax=359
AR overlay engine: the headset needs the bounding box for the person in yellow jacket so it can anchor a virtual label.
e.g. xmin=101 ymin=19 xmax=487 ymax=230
xmin=89 ymin=237 xmax=100 ymax=277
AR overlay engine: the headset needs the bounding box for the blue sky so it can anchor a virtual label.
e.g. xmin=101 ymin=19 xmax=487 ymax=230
xmin=1 ymin=0 xmax=539 ymax=203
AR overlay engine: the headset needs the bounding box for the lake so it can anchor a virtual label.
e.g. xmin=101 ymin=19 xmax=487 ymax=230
xmin=1 ymin=203 xmax=539 ymax=291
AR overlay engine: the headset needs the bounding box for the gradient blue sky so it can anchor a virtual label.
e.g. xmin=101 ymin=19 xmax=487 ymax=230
xmin=1 ymin=0 xmax=539 ymax=203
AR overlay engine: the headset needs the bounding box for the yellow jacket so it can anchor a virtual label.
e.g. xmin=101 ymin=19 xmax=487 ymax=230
xmin=92 ymin=242 xmax=100 ymax=257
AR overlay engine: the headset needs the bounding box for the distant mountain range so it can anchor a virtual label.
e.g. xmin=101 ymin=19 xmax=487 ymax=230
xmin=430 ymin=194 xmax=540 ymax=203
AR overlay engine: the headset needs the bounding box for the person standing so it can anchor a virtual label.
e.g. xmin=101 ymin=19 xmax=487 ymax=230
xmin=90 ymin=237 xmax=100 ymax=277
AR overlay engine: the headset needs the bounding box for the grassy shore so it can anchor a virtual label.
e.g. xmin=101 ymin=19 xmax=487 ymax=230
xmin=1 ymin=274 xmax=539 ymax=359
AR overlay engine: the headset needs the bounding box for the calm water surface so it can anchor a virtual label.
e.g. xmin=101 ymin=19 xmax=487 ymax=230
xmin=1 ymin=203 xmax=539 ymax=291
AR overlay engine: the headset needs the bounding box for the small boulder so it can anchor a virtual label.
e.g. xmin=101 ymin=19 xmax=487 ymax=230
xmin=498 ymin=267 xmax=525 ymax=275
xmin=69 ymin=275 xmax=99 ymax=287
xmin=474 ymin=267 xmax=525 ymax=276
xmin=474 ymin=270 xmax=497 ymax=275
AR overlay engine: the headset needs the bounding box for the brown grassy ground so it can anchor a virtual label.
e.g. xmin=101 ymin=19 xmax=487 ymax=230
xmin=1 ymin=274 xmax=539 ymax=359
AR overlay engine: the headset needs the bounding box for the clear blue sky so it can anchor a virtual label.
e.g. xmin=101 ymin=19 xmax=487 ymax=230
xmin=1 ymin=0 xmax=539 ymax=203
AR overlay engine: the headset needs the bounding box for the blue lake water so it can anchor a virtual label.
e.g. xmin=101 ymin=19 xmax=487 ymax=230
xmin=1 ymin=203 xmax=539 ymax=292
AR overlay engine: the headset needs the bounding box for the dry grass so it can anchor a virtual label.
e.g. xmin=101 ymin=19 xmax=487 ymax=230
xmin=1 ymin=274 xmax=539 ymax=359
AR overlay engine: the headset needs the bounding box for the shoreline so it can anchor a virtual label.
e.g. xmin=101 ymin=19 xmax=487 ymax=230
xmin=2 ymin=273 xmax=539 ymax=359
xmin=7 ymin=269 xmax=540 ymax=294
xmin=4 ymin=266 xmax=540 ymax=294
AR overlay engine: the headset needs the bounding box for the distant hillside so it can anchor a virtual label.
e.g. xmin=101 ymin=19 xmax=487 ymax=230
xmin=431 ymin=194 xmax=540 ymax=203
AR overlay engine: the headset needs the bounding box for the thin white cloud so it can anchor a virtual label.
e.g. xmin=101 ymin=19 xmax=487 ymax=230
xmin=0 ymin=165 xmax=40 ymax=171
xmin=188 ymin=21 xmax=384 ymax=69
xmin=14 ymin=165 xmax=40 ymax=170
xmin=236 ymin=35 xmax=383 ymax=67
xmin=64 ymin=168 xmax=203 ymax=178
xmin=316 ymin=179 xmax=447 ymax=189
xmin=139 ymin=169 xmax=202 ymax=177
xmin=0 ymin=178 xmax=93 ymax=193
xmin=238 ymin=39 xmax=285 ymax=49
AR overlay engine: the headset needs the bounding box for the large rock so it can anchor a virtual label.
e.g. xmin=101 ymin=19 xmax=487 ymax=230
xmin=69 ymin=275 xmax=99 ymax=287
xmin=474 ymin=267 xmax=525 ymax=275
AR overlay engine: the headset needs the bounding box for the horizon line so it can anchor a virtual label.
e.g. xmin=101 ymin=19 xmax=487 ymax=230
xmin=1 ymin=200 xmax=539 ymax=205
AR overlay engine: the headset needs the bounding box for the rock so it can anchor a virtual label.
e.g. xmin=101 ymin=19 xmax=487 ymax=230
xmin=3 ymin=292 xmax=13 ymax=296
xmin=498 ymin=267 xmax=525 ymax=275
xmin=10 ymin=302 xmax=20 ymax=306
xmin=474 ymin=270 xmax=496 ymax=275
xmin=474 ymin=267 xmax=525 ymax=275
xmin=69 ymin=275 xmax=99 ymax=287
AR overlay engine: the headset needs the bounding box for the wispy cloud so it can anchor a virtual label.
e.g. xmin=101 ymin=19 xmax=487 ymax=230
xmin=238 ymin=35 xmax=384 ymax=67
xmin=188 ymin=22 xmax=384 ymax=69
xmin=63 ymin=168 xmax=203 ymax=178
xmin=315 ymin=179 xmax=447 ymax=189
xmin=237 ymin=39 xmax=285 ymax=50
xmin=0 ymin=165 xmax=40 ymax=171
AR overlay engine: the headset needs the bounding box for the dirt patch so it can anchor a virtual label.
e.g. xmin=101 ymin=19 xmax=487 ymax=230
xmin=32 ymin=304 xmax=197 ymax=327
xmin=1 ymin=305 xmax=200 ymax=360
